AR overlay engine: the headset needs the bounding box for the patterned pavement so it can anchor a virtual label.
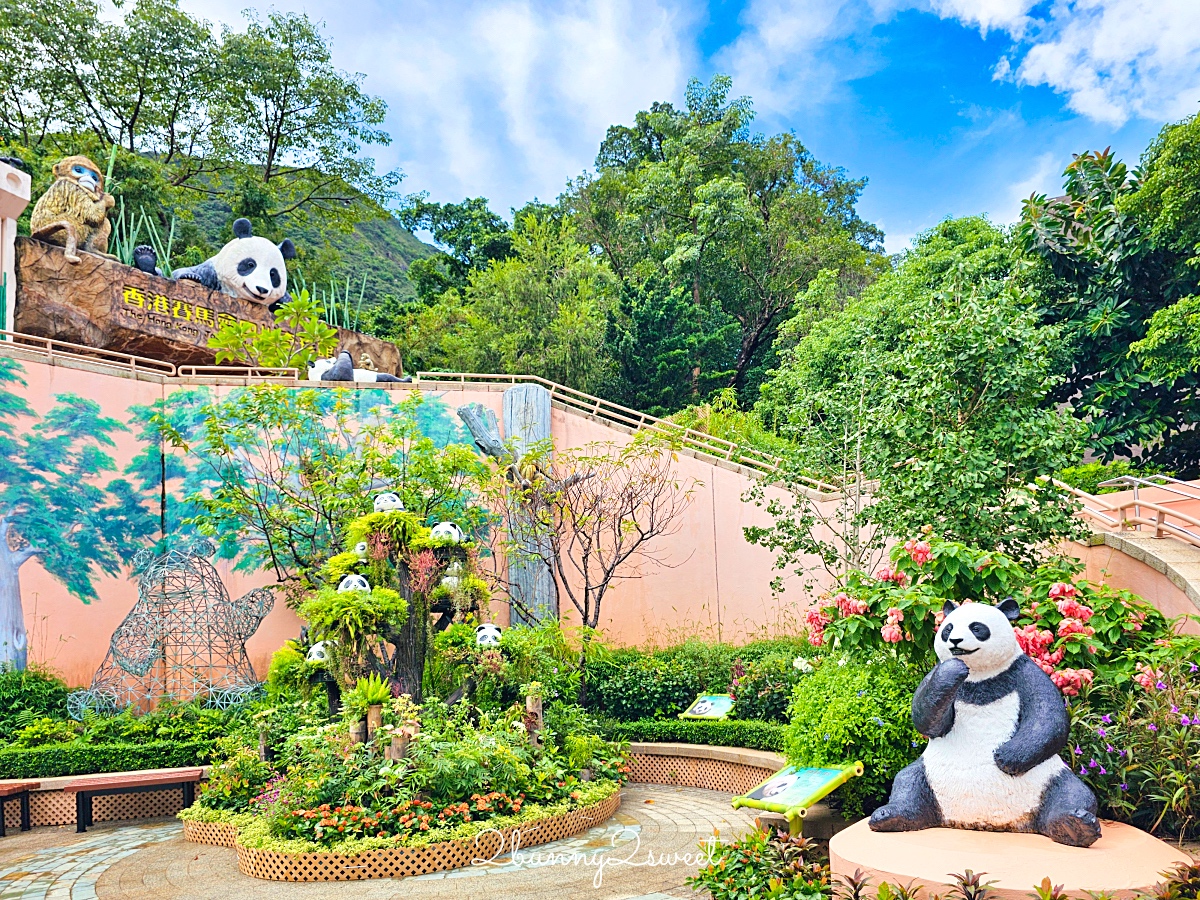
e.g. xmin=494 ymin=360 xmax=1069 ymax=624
xmin=0 ymin=786 xmax=759 ymax=900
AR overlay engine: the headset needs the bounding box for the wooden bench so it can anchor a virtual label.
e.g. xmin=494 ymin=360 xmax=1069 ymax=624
xmin=0 ymin=781 xmax=39 ymax=837
xmin=62 ymin=768 xmax=203 ymax=833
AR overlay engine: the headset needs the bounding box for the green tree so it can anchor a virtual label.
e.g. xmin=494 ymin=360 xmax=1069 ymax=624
xmin=755 ymin=218 xmax=1085 ymax=565
xmin=1018 ymin=139 xmax=1200 ymax=472
xmin=213 ymin=10 xmax=399 ymax=234
xmin=569 ymin=75 xmax=883 ymax=399
xmin=0 ymin=358 xmax=157 ymax=669
xmin=396 ymin=196 xmax=514 ymax=302
xmin=604 ymin=276 xmax=708 ymax=415
xmin=208 ymin=293 xmax=338 ymax=369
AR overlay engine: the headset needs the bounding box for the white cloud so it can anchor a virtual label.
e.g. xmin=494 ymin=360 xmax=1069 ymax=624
xmin=931 ymin=0 xmax=1200 ymax=127
xmin=181 ymin=0 xmax=698 ymax=212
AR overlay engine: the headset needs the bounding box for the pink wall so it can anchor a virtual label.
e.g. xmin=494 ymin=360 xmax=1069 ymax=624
xmin=7 ymin=356 xmax=831 ymax=690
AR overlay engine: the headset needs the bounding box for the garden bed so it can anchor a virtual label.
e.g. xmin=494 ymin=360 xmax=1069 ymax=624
xmin=183 ymin=789 xmax=623 ymax=881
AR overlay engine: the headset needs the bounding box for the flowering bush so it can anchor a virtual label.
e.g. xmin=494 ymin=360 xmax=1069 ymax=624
xmin=731 ymin=654 xmax=812 ymax=723
xmin=200 ymin=742 xmax=274 ymax=812
xmin=1072 ymin=632 xmax=1200 ymax=839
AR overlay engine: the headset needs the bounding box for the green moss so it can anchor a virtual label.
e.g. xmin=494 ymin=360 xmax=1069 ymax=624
xmin=177 ymin=805 xmax=256 ymax=827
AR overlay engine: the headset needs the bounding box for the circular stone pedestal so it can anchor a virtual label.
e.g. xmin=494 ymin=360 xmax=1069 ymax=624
xmin=830 ymin=819 xmax=1192 ymax=900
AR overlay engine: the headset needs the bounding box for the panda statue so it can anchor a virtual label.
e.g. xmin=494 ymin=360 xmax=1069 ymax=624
xmin=308 ymin=351 xmax=409 ymax=383
xmin=868 ymin=598 xmax=1101 ymax=848
xmin=172 ymin=217 xmax=296 ymax=309
xmin=373 ymin=493 xmax=404 ymax=513
xmin=353 ymin=541 xmax=369 ymax=559
xmin=430 ymin=522 xmax=465 ymax=543
xmin=337 ymin=574 xmax=371 ymax=593
xmin=475 ymin=623 xmax=502 ymax=647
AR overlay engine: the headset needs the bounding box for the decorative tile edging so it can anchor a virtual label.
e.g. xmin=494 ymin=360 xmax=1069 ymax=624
xmin=182 ymin=819 xmax=238 ymax=847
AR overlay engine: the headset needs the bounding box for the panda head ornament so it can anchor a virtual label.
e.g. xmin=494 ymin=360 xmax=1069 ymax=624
xmin=935 ymin=597 xmax=1022 ymax=679
xmin=373 ymin=493 xmax=404 ymax=513
xmin=172 ymin=218 xmax=296 ymax=306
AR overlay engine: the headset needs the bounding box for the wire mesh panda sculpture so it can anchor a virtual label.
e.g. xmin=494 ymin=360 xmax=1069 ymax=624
xmin=67 ymin=539 xmax=274 ymax=717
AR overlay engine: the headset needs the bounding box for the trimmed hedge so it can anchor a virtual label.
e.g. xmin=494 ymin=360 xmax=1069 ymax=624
xmin=0 ymin=740 xmax=213 ymax=779
xmin=606 ymin=718 xmax=786 ymax=752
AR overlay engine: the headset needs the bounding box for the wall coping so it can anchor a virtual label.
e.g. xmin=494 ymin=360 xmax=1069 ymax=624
xmin=1099 ymin=532 xmax=1200 ymax=615
xmin=628 ymin=741 xmax=785 ymax=770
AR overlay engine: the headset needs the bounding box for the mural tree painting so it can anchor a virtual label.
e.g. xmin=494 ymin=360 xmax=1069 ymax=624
xmin=0 ymin=358 xmax=157 ymax=669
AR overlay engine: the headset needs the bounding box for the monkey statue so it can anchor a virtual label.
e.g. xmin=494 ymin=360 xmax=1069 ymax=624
xmin=30 ymin=155 xmax=116 ymax=263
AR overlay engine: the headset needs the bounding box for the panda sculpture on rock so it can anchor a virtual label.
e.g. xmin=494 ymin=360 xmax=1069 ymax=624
xmin=868 ymin=598 xmax=1101 ymax=848
xmin=172 ymin=217 xmax=296 ymax=308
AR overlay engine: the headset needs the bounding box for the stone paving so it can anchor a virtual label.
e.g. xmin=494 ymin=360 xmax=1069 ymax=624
xmin=0 ymin=785 xmax=759 ymax=900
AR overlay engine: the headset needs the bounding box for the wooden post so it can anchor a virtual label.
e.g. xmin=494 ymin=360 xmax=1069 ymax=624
xmin=526 ymin=694 xmax=543 ymax=749
xmin=367 ymin=704 xmax=383 ymax=742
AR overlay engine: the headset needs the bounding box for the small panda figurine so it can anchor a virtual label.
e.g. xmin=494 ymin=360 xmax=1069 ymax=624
xmin=306 ymin=641 xmax=330 ymax=663
xmin=869 ymin=598 xmax=1101 ymax=847
xmin=373 ymin=493 xmax=404 ymax=513
xmin=353 ymin=541 xmax=369 ymax=559
xmin=172 ymin=217 xmax=296 ymax=308
xmin=308 ymin=351 xmax=408 ymax=383
xmin=475 ymin=623 xmax=502 ymax=646
xmin=430 ymin=522 xmax=464 ymax=543
xmin=337 ymin=574 xmax=371 ymax=593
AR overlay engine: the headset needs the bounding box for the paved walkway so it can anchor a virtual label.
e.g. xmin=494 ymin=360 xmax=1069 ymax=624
xmin=0 ymin=786 xmax=759 ymax=900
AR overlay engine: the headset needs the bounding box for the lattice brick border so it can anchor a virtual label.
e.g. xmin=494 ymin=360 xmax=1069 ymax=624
xmin=183 ymin=820 xmax=238 ymax=847
xmin=627 ymin=753 xmax=775 ymax=795
xmin=231 ymin=791 xmax=622 ymax=882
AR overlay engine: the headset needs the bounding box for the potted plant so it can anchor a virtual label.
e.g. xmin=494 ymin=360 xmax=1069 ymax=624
xmin=344 ymin=674 xmax=390 ymax=743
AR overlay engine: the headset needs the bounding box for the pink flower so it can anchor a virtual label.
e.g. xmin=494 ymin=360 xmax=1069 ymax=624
xmin=881 ymin=623 xmax=904 ymax=644
xmin=903 ymin=539 xmax=932 ymax=566
xmin=885 ymin=607 xmax=904 ymax=625
xmin=1048 ymin=582 xmax=1078 ymax=600
xmin=933 ymin=610 xmax=946 ymax=626
xmin=1133 ymin=662 xmax=1164 ymax=692
xmin=1055 ymin=598 xmax=1094 ymax=623
xmin=834 ymin=593 xmax=869 ymax=617
xmin=1050 ymin=668 xmax=1093 ymax=697
xmin=1057 ymin=618 xmax=1095 ymax=640
xmin=805 ymin=608 xmax=832 ymax=646
xmin=875 ymin=566 xmax=910 ymax=587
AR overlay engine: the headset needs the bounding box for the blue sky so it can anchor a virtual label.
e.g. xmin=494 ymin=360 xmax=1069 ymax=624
xmin=184 ymin=0 xmax=1200 ymax=252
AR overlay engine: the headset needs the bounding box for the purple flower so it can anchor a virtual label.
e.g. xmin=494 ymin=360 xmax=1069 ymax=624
xmin=1097 ymin=727 xmax=1107 ymax=737
xmin=1101 ymin=714 xmax=1112 ymax=725
xmin=1106 ymin=744 xmax=1115 ymax=753
xmin=1099 ymin=767 xmax=1107 ymax=775
xmin=1183 ymin=716 xmax=1192 ymax=726
xmin=1088 ymin=759 xmax=1098 ymax=768
xmin=1119 ymin=749 xmax=1127 ymax=757
xmin=1079 ymin=766 xmax=1087 ymax=775
xmin=1074 ymin=745 xmax=1083 ymax=755
xmin=1171 ymin=705 xmax=1179 ymax=714
xmin=1148 ymin=723 xmax=1158 ymax=732
xmin=1120 ymin=783 xmax=1129 ymax=791
xmin=1190 ymin=664 xmax=1198 ymax=673
xmin=1156 ymin=681 xmax=1167 ymax=690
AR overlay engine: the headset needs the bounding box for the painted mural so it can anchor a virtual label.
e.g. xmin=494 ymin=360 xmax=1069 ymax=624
xmin=0 ymin=354 xmax=474 ymax=677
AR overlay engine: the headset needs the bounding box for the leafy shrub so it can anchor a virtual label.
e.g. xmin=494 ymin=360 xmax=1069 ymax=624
xmin=605 ymin=718 xmax=787 ymax=752
xmin=8 ymin=716 xmax=78 ymax=747
xmin=732 ymin=653 xmax=812 ymax=723
xmin=201 ymin=742 xmax=273 ymax=812
xmin=687 ymin=828 xmax=828 ymax=900
xmin=1056 ymin=460 xmax=1169 ymax=495
xmin=0 ymin=740 xmax=212 ymax=778
xmin=1071 ymin=632 xmax=1200 ymax=839
xmin=0 ymin=665 xmax=68 ymax=730
xmin=784 ymin=657 xmax=924 ymax=818
xmin=652 ymin=640 xmax=739 ymax=692
xmin=586 ymin=654 xmax=701 ymax=720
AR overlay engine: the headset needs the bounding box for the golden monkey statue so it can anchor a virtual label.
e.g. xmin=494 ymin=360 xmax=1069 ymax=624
xmin=30 ymin=155 xmax=115 ymax=263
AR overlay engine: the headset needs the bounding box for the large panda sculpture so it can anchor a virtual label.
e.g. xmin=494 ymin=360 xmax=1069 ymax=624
xmin=172 ymin=217 xmax=296 ymax=308
xmin=869 ymin=598 xmax=1101 ymax=848
xmin=308 ymin=351 xmax=407 ymax=383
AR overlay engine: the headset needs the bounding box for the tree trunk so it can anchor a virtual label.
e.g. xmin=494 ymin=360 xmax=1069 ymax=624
xmin=390 ymin=565 xmax=426 ymax=701
xmin=0 ymin=543 xmax=29 ymax=670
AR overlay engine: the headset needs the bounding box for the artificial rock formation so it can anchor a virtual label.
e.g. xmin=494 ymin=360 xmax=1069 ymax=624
xmin=14 ymin=238 xmax=402 ymax=373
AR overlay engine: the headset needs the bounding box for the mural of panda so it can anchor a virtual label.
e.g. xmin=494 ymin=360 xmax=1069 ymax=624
xmin=172 ymin=218 xmax=296 ymax=308
xmin=868 ymin=598 xmax=1101 ymax=848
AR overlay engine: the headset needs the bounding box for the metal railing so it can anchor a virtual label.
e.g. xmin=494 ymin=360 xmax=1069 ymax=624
xmin=0 ymin=329 xmax=177 ymax=375
xmin=1055 ymin=477 xmax=1200 ymax=551
xmin=177 ymin=365 xmax=298 ymax=380
xmin=414 ymin=370 xmax=842 ymax=491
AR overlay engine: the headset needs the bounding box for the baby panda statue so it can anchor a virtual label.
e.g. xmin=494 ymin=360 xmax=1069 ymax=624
xmin=475 ymin=624 xmax=502 ymax=646
xmin=308 ymin=351 xmax=409 ymax=383
xmin=869 ymin=598 xmax=1101 ymax=848
xmin=172 ymin=217 xmax=296 ymax=309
